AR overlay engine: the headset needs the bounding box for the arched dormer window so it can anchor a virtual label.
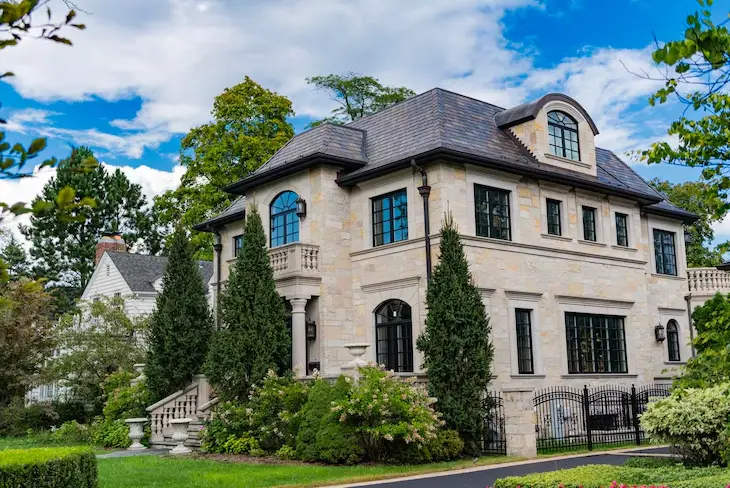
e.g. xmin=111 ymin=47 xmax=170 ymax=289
xmin=375 ymin=299 xmax=413 ymax=372
xmin=270 ymin=191 xmax=300 ymax=247
xmin=667 ymin=320 xmax=681 ymax=362
xmin=548 ymin=111 xmax=580 ymax=161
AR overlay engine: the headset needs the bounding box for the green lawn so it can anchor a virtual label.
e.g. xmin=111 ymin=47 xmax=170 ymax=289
xmin=0 ymin=436 xmax=108 ymax=454
xmin=97 ymin=454 xmax=520 ymax=488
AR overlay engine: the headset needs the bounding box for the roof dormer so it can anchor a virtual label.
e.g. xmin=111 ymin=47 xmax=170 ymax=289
xmin=496 ymin=93 xmax=599 ymax=177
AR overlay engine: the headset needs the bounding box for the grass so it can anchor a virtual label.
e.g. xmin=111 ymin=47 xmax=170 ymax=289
xmin=97 ymin=454 xmax=522 ymax=488
xmin=537 ymin=441 xmax=641 ymax=458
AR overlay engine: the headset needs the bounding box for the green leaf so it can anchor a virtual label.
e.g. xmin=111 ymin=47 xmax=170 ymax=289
xmin=55 ymin=186 xmax=76 ymax=206
xmin=28 ymin=137 xmax=47 ymax=155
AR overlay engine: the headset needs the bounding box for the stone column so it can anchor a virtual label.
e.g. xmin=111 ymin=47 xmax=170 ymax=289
xmin=502 ymin=386 xmax=537 ymax=458
xmin=290 ymin=297 xmax=308 ymax=377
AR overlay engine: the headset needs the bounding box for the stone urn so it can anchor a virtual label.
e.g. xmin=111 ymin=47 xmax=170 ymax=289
xmin=341 ymin=343 xmax=370 ymax=378
xmin=124 ymin=418 xmax=148 ymax=451
xmin=130 ymin=364 xmax=146 ymax=387
xmin=169 ymin=418 xmax=192 ymax=455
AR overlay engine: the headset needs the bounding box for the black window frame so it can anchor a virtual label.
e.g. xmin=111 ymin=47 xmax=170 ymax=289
xmin=654 ymin=229 xmax=677 ymax=276
xmin=375 ymin=300 xmax=413 ymax=372
xmin=372 ymin=189 xmax=409 ymax=247
xmin=667 ymin=320 xmax=681 ymax=362
xmin=475 ymin=184 xmax=512 ymax=241
xmin=233 ymin=235 xmax=244 ymax=257
xmin=565 ymin=312 xmax=628 ymax=374
xmin=548 ymin=110 xmax=581 ymax=161
xmin=515 ymin=309 xmax=534 ymax=374
xmin=270 ymin=191 xmax=300 ymax=248
xmin=582 ymin=206 xmax=597 ymax=242
xmin=546 ymin=199 xmax=562 ymax=236
xmin=615 ymin=213 xmax=629 ymax=247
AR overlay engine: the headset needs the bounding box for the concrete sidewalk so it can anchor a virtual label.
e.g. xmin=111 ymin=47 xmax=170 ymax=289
xmin=96 ymin=448 xmax=169 ymax=459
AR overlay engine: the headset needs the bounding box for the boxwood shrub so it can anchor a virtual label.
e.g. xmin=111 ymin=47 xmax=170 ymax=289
xmin=0 ymin=447 xmax=97 ymax=488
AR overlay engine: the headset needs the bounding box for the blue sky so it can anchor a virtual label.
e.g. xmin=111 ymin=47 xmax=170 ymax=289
xmin=1 ymin=0 xmax=728 ymax=240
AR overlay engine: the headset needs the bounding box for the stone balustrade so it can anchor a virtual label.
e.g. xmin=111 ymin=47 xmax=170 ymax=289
xmin=269 ymin=243 xmax=320 ymax=278
xmin=688 ymin=267 xmax=730 ymax=295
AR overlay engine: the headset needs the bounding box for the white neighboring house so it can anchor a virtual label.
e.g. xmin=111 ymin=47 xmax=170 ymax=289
xmin=26 ymin=233 xmax=214 ymax=403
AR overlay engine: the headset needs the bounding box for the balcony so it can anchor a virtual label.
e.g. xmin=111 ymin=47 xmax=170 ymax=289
xmin=269 ymin=242 xmax=320 ymax=279
xmin=688 ymin=267 xmax=730 ymax=295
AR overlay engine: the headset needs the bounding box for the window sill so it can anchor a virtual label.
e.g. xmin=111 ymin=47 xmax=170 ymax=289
xmin=544 ymin=152 xmax=591 ymax=169
xmin=651 ymin=273 xmax=685 ymax=281
xmin=578 ymin=239 xmax=606 ymax=247
xmin=541 ymin=233 xmax=572 ymax=242
xmin=561 ymin=373 xmax=638 ymax=379
xmin=510 ymin=374 xmax=546 ymax=379
xmin=664 ymin=361 xmax=686 ymax=366
xmin=611 ymin=245 xmax=637 ymax=252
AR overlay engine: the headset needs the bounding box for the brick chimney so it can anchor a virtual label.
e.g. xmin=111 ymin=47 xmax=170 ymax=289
xmin=95 ymin=232 xmax=127 ymax=265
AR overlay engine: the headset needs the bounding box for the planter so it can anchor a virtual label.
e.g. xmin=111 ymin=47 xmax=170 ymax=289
xmin=169 ymin=418 xmax=192 ymax=455
xmin=341 ymin=343 xmax=371 ymax=377
xmin=124 ymin=418 xmax=148 ymax=451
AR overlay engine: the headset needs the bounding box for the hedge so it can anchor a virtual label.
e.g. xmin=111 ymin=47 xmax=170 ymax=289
xmin=0 ymin=447 xmax=98 ymax=488
xmin=492 ymin=464 xmax=729 ymax=488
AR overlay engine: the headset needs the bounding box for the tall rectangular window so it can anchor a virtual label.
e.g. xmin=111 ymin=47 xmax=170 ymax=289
xmin=515 ymin=309 xmax=534 ymax=374
xmin=475 ymin=185 xmax=511 ymax=240
xmin=582 ymin=206 xmax=597 ymax=241
xmin=615 ymin=213 xmax=629 ymax=247
xmin=372 ymin=189 xmax=408 ymax=247
xmin=546 ymin=199 xmax=562 ymax=236
xmin=654 ymin=229 xmax=677 ymax=276
xmin=233 ymin=235 xmax=244 ymax=257
xmin=565 ymin=313 xmax=627 ymax=374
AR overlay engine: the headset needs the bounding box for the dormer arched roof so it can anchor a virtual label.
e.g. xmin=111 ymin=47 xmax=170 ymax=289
xmin=495 ymin=93 xmax=600 ymax=135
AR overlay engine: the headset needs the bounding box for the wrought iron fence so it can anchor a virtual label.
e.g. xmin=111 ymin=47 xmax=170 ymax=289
xmin=482 ymin=391 xmax=506 ymax=455
xmin=534 ymin=384 xmax=671 ymax=454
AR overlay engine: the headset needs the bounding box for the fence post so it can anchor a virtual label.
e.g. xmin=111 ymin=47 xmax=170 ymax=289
xmin=501 ymin=387 xmax=537 ymax=458
xmin=631 ymin=384 xmax=641 ymax=446
xmin=582 ymin=385 xmax=592 ymax=451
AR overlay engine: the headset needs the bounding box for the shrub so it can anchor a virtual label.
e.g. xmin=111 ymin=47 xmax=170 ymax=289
xmin=387 ymin=429 xmax=464 ymax=464
xmin=100 ymin=372 xmax=150 ymax=422
xmin=332 ymin=366 xmax=442 ymax=462
xmin=90 ymin=418 xmax=130 ymax=449
xmin=314 ymin=418 xmax=364 ymax=465
xmin=0 ymin=447 xmax=97 ymax=488
xmin=221 ymin=433 xmax=261 ymax=455
xmin=623 ymin=456 xmax=682 ymax=468
xmin=52 ymin=421 xmax=90 ymax=443
xmin=0 ymin=399 xmax=59 ymax=436
xmin=640 ymin=383 xmax=730 ymax=466
xmin=275 ymin=445 xmax=296 ymax=460
xmin=52 ymin=400 xmax=93 ymax=425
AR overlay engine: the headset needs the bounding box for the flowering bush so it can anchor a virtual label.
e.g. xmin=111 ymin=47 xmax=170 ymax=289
xmin=331 ymin=365 xmax=444 ymax=462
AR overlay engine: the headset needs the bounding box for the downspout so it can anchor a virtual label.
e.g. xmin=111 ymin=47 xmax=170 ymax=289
xmin=685 ymin=293 xmax=696 ymax=358
xmin=411 ymin=159 xmax=432 ymax=281
xmin=213 ymin=230 xmax=223 ymax=329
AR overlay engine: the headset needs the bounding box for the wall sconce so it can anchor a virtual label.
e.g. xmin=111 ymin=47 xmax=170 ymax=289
xmin=306 ymin=319 xmax=316 ymax=341
xmin=684 ymin=230 xmax=692 ymax=245
xmin=655 ymin=323 xmax=666 ymax=342
xmin=296 ymin=198 xmax=307 ymax=219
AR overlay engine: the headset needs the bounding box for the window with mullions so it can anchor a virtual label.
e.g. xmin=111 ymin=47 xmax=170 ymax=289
xmin=515 ymin=309 xmax=534 ymax=374
xmin=615 ymin=213 xmax=629 ymax=247
xmin=546 ymin=199 xmax=562 ymax=236
xmin=375 ymin=300 xmax=413 ymax=372
xmin=270 ymin=191 xmax=300 ymax=247
xmin=654 ymin=229 xmax=677 ymax=276
xmin=548 ymin=111 xmax=580 ymax=161
xmin=475 ymin=185 xmax=511 ymax=240
xmin=667 ymin=320 xmax=681 ymax=362
xmin=565 ymin=313 xmax=627 ymax=374
xmin=582 ymin=206 xmax=597 ymax=241
xmin=372 ymin=189 xmax=408 ymax=247
xmin=233 ymin=235 xmax=244 ymax=257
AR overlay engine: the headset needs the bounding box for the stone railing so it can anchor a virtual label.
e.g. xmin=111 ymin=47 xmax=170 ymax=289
xmin=269 ymin=243 xmax=320 ymax=277
xmin=688 ymin=267 xmax=730 ymax=295
xmin=146 ymin=375 xmax=213 ymax=447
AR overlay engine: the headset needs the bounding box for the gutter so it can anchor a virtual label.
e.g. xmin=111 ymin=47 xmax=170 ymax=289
xmin=685 ymin=293 xmax=696 ymax=358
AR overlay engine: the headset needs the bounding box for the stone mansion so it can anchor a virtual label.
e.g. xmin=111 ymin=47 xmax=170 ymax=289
xmin=194 ymin=88 xmax=697 ymax=390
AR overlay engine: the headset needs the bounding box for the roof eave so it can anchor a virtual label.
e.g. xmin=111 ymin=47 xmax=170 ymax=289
xmin=643 ymin=206 xmax=699 ymax=225
xmin=193 ymin=211 xmax=246 ymax=233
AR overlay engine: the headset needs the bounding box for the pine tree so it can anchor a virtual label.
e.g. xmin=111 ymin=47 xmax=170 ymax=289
xmin=204 ymin=205 xmax=290 ymax=400
xmin=416 ymin=213 xmax=493 ymax=452
xmin=146 ymin=228 xmax=213 ymax=401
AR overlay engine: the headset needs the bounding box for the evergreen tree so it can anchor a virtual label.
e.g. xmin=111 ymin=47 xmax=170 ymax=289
xmin=204 ymin=205 xmax=290 ymax=400
xmin=146 ymin=228 xmax=213 ymax=401
xmin=416 ymin=213 xmax=493 ymax=452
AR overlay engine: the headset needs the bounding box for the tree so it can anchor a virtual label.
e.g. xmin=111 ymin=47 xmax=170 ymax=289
xmin=639 ymin=0 xmax=730 ymax=193
xmin=204 ymin=205 xmax=290 ymax=400
xmin=650 ymin=179 xmax=729 ymax=267
xmin=306 ymin=72 xmax=415 ymax=126
xmin=154 ymin=77 xmax=295 ymax=258
xmin=145 ymin=228 xmax=213 ymax=401
xmin=0 ymin=278 xmax=56 ymax=407
xmin=0 ymin=230 xmax=30 ymax=280
xmin=20 ymin=146 xmax=161 ymax=300
xmin=416 ymin=214 xmax=493 ymax=452
xmin=49 ymin=296 xmax=148 ymax=406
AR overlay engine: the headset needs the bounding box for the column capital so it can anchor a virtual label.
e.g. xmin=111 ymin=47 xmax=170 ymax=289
xmin=290 ymin=297 xmax=308 ymax=313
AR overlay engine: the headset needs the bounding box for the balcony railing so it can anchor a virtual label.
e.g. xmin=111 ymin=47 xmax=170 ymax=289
xmin=269 ymin=242 xmax=320 ymax=277
xmin=688 ymin=267 xmax=730 ymax=294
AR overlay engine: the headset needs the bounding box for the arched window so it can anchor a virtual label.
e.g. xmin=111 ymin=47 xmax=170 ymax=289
xmin=375 ymin=300 xmax=413 ymax=372
xmin=548 ymin=111 xmax=580 ymax=161
xmin=667 ymin=320 xmax=681 ymax=362
xmin=270 ymin=191 xmax=300 ymax=247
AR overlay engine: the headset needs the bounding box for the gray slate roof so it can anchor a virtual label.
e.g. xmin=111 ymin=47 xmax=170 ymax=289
xmin=106 ymin=251 xmax=214 ymax=293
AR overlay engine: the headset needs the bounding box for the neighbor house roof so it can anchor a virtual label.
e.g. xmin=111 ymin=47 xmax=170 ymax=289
xmin=106 ymin=251 xmax=214 ymax=293
xmin=216 ymin=87 xmax=696 ymax=224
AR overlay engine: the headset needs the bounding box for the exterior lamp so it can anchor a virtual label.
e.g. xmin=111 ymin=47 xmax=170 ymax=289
xmin=654 ymin=323 xmax=666 ymax=342
xmin=306 ymin=319 xmax=317 ymax=341
xmin=296 ymin=198 xmax=307 ymax=219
